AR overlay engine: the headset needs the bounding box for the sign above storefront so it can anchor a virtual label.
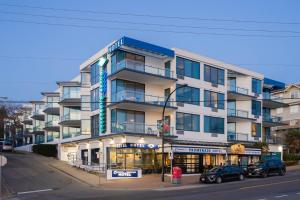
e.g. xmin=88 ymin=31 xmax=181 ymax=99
xmin=173 ymin=147 xmax=227 ymax=154
xmin=116 ymin=143 xmax=159 ymax=149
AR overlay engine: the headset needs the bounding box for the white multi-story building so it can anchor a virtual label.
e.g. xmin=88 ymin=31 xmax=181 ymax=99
xmin=20 ymin=36 xmax=286 ymax=174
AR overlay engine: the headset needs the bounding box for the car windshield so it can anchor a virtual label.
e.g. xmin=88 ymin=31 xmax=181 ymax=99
xmin=253 ymin=161 xmax=265 ymax=167
xmin=208 ymin=167 xmax=222 ymax=173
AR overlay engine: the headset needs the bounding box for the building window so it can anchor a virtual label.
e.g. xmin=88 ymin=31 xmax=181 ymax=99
xmin=204 ymin=116 xmax=224 ymax=134
xmin=252 ymin=78 xmax=262 ymax=94
xmin=81 ymin=72 xmax=90 ymax=86
xmin=290 ymin=105 xmax=299 ymax=114
xmin=91 ymin=88 xmax=99 ymax=111
xmin=111 ymin=50 xmax=145 ymax=74
xmin=204 ymin=64 xmax=225 ymax=85
xmin=252 ymin=100 xmax=262 ymax=116
xmin=91 ymin=114 xmax=99 ymax=137
xmin=90 ymin=61 xmax=100 ymax=85
xmin=81 ymin=119 xmax=91 ymax=134
xmin=81 ymin=95 xmax=90 ymax=111
xmin=251 ymin=123 xmax=261 ymax=137
xmin=176 ymin=57 xmax=200 ymax=79
xmin=176 ymin=84 xmax=200 ymax=105
xmin=111 ymin=79 xmax=145 ymax=102
xmin=176 ymin=112 xmax=200 ymax=131
xmin=111 ymin=109 xmax=145 ymax=133
xmin=204 ymin=90 xmax=225 ymax=109
xmin=62 ymin=87 xmax=80 ymax=99
xmin=291 ymin=90 xmax=300 ymax=99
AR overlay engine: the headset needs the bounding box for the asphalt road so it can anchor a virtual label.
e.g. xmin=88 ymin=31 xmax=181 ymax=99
xmin=1 ymin=152 xmax=300 ymax=200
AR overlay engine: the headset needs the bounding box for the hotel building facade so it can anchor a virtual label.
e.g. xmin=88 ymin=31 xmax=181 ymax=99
xmin=18 ymin=36 xmax=287 ymax=174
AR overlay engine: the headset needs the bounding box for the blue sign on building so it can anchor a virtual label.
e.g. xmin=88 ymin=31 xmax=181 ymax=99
xmin=112 ymin=170 xmax=139 ymax=178
xmin=98 ymin=57 xmax=108 ymax=134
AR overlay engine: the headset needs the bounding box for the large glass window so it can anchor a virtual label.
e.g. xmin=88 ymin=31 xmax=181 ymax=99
xmin=81 ymin=95 xmax=90 ymax=111
xmin=204 ymin=116 xmax=225 ymax=134
xmin=204 ymin=90 xmax=225 ymax=109
xmin=204 ymin=65 xmax=225 ymax=85
xmin=111 ymin=51 xmax=145 ymax=73
xmin=252 ymin=78 xmax=262 ymax=94
xmin=111 ymin=79 xmax=145 ymax=102
xmin=91 ymin=114 xmax=99 ymax=137
xmin=252 ymin=100 xmax=262 ymax=116
xmin=91 ymin=88 xmax=99 ymax=111
xmin=91 ymin=61 xmax=99 ymax=85
xmin=176 ymin=57 xmax=200 ymax=79
xmin=176 ymin=84 xmax=200 ymax=105
xmin=111 ymin=109 xmax=145 ymax=133
xmin=62 ymin=87 xmax=80 ymax=99
xmin=81 ymin=119 xmax=91 ymax=134
xmin=176 ymin=112 xmax=200 ymax=131
xmin=251 ymin=123 xmax=261 ymax=137
xmin=81 ymin=72 xmax=90 ymax=86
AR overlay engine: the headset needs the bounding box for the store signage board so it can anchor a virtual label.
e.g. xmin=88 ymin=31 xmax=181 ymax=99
xmin=116 ymin=143 xmax=159 ymax=149
xmin=244 ymin=150 xmax=261 ymax=155
xmin=107 ymin=169 xmax=142 ymax=180
xmin=173 ymin=147 xmax=227 ymax=154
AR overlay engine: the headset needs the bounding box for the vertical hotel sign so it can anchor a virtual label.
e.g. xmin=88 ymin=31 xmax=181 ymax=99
xmin=98 ymin=57 xmax=108 ymax=135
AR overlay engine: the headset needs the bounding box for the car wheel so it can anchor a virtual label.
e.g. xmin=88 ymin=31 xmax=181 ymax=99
xmin=216 ymin=177 xmax=222 ymax=184
xmin=262 ymin=171 xmax=268 ymax=178
xmin=239 ymin=174 xmax=245 ymax=181
xmin=279 ymin=169 xmax=286 ymax=176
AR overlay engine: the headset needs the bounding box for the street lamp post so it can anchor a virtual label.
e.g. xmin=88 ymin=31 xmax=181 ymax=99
xmin=161 ymin=84 xmax=187 ymax=182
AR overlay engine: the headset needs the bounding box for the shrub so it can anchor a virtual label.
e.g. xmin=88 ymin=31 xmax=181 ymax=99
xmin=32 ymin=144 xmax=57 ymax=157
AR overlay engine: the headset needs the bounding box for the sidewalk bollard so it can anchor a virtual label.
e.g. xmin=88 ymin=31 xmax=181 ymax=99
xmin=172 ymin=167 xmax=182 ymax=184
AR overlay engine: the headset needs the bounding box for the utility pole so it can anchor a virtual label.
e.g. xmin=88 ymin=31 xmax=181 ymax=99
xmin=161 ymin=84 xmax=187 ymax=182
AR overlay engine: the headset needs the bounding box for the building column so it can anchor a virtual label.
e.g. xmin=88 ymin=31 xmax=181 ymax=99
xmin=87 ymin=143 xmax=91 ymax=166
xmin=32 ymin=134 xmax=35 ymax=144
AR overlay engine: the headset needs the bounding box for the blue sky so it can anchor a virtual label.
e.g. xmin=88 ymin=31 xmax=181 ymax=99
xmin=1 ymin=0 xmax=300 ymax=100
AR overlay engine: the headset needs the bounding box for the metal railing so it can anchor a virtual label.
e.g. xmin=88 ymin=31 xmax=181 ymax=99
xmin=263 ymin=92 xmax=283 ymax=102
xmin=111 ymin=122 xmax=173 ymax=136
xmin=62 ymin=131 xmax=81 ymax=139
xmin=45 ymin=120 xmax=59 ymax=127
xmin=227 ymin=108 xmax=249 ymax=118
xmin=228 ymin=84 xmax=249 ymax=95
xmin=112 ymin=90 xmax=175 ymax=107
xmin=60 ymin=112 xmax=81 ymax=122
xmin=227 ymin=132 xmax=249 ymax=141
xmin=263 ymin=115 xmax=282 ymax=123
xmin=112 ymin=59 xmax=175 ymax=79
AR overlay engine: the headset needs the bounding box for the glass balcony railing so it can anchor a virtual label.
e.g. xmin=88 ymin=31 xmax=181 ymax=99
xmin=61 ymin=112 xmax=81 ymax=122
xmin=111 ymin=122 xmax=173 ymax=136
xmin=61 ymin=91 xmax=80 ymax=100
xmin=44 ymin=102 xmax=59 ymax=109
xmin=62 ymin=131 xmax=81 ymax=139
xmin=263 ymin=115 xmax=282 ymax=123
xmin=227 ymin=132 xmax=249 ymax=142
xmin=45 ymin=120 xmax=59 ymax=127
xmin=227 ymin=108 xmax=249 ymax=118
xmin=112 ymin=59 xmax=175 ymax=79
xmin=33 ymin=126 xmax=44 ymax=132
xmin=228 ymin=84 xmax=249 ymax=95
xmin=112 ymin=90 xmax=175 ymax=107
xmin=33 ymin=109 xmax=44 ymax=116
xmin=263 ymin=92 xmax=283 ymax=102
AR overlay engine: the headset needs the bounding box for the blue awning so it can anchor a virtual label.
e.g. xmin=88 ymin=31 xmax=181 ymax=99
xmin=108 ymin=36 xmax=175 ymax=58
xmin=264 ymin=78 xmax=285 ymax=90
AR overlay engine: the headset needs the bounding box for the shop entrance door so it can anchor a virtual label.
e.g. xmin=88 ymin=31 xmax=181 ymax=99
xmin=116 ymin=149 xmax=135 ymax=169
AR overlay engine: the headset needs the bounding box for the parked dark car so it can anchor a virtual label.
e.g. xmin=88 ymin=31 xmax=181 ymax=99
xmin=246 ymin=160 xmax=286 ymax=178
xmin=200 ymin=165 xmax=245 ymax=184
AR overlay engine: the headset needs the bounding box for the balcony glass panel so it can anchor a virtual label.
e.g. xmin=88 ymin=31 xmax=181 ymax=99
xmin=112 ymin=59 xmax=174 ymax=78
xmin=62 ymin=127 xmax=81 ymax=139
xmin=263 ymin=92 xmax=283 ymax=102
xmin=227 ymin=132 xmax=248 ymax=141
xmin=62 ymin=87 xmax=80 ymax=100
xmin=227 ymin=108 xmax=249 ymax=118
xmin=228 ymin=84 xmax=249 ymax=95
xmin=112 ymin=90 xmax=175 ymax=107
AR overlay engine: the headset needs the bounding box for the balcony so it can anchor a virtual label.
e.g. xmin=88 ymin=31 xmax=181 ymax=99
xmin=109 ymin=90 xmax=177 ymax=112
xmin=111 ymin=122 xmax=174 ymax=137
xmin=31 ymin=109 xmax=45 ymax=121
xmin=228 ymin=85 xmax=256 ymax=100
xmin=59 ymin=91 xmax=81 ymax=106
xmin=44 ymin=102 xmax=60 ymax=115
xmin=263 ymin=92 xmax=287 ymax=109
xmin=109 ymin=59 xmax=176 ymax=86
xmin=62 ymin=131 xmax=81 ymax=139
xmin=265 ymin=137 xmax=283 ymax=144
xmin=227 ymin=108 xmax=256 ymax=122
xmin=44 ymin=120 xmax=60 ymax=132
xmin=263 ymin=115 xmax=287 ymax=127
xmin=22 ymin=116 xmax=33 ymax=125
xmin=227 ymin=132 xmax=249 ymax=142
xmin=59 ymin=112 xmax=81 ymax=127
xmin=32 ymin=126 xmax=44 ymax=135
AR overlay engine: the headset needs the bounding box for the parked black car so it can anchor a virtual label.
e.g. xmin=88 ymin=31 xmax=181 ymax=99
xmin=200 ymin=165 xmax=245 ymax=184
xmin=246 ymin=160 xmax=286 ymax=178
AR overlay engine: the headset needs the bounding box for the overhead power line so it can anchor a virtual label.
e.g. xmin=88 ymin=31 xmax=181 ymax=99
xmin=1 ymin=3 xmax=300 ymax=25
xmin=1 ymin=19 xmax=300 ymax=38
xmin=1 ymin=11 xmax=300 ymax=34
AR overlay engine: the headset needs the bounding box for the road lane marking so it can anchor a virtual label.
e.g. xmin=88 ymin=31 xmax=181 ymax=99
xmin=275 ymin=195 xmax=288 ymax=198
xmin=240 ymin=179 xmax=300 ymax=190
xmin=17 ymin=188 xmax=53 ymax=195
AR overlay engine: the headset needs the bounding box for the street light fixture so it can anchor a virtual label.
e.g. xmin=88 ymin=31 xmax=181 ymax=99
xmin=161 ymin=84 xmax=188 ymax=182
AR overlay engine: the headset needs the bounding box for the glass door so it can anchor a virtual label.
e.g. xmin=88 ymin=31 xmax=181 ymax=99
xmin=228 ymin=77 xmax=236 ymax=91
